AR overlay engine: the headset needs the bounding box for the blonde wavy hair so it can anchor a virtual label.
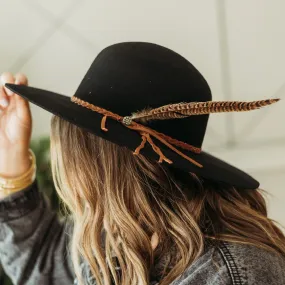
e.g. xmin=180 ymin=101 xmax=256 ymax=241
xmin=50 ymin=115 xmax=285 ymax=285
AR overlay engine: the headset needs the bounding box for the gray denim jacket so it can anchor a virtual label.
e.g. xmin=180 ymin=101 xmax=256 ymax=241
xmin=0 ymin=179 xmax=284 ymax=285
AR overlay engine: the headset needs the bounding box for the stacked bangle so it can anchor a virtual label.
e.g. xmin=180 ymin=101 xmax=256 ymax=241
xmin=0 ymin=149 xmax=37 ymax=195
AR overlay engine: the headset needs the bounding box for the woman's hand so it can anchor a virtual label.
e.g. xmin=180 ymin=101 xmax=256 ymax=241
xmin=0 ymin=72 xmax=32 ymax=179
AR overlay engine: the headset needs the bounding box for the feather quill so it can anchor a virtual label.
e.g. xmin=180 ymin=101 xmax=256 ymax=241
xmin=131 ymin=99 xmax=280 ymax=123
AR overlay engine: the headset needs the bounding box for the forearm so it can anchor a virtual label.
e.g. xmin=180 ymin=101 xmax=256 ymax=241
xmin=0 ymin=179 xmax=75 ymax=285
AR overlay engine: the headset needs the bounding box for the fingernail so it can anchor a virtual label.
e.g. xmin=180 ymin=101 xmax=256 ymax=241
xmin=1 ymin=79 xmax=13 ymax=96
xmin=0 ymin=98 xmax=9 ymax=108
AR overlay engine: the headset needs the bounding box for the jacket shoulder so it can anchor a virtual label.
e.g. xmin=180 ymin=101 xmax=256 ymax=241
xmin=173 ymin=240 xmax=285 ymax=285
xmin=217 ymin=241 xmax=285 ymax=285
xmin=171 ymin=244 xmax=231 ymax=285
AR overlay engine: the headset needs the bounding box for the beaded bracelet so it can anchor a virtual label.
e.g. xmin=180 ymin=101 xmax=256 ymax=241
xmin=0 ymin=149 xmax=37 ymax=195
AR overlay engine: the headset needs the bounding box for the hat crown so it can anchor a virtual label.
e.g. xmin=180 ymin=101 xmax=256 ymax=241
xmin=74 ymin=42 xmax=212 ymax=148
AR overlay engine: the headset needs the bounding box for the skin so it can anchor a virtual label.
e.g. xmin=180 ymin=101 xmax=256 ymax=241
xmin=0 ymin=72 xmax=32 ymax=199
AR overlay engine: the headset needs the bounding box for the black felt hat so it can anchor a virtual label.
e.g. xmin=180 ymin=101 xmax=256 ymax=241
xmin=5 ymin=42 xmax=279 ymax=189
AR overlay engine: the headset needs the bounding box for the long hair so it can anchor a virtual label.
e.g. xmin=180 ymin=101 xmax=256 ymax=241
xmin=50 ymin=115 xmax=285 ymax=285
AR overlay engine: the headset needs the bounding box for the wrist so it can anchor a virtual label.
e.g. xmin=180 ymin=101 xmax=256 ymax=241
xmin=0 ymin=149 xmax=36 ymax=199
xmin=0 ymin=148 xmax=31 ymax=178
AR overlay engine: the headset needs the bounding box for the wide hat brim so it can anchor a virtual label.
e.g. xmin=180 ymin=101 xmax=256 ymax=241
xmin=5 ymin=83 xmax=260 ymax=190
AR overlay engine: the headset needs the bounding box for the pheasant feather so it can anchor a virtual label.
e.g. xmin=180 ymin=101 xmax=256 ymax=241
xmin=131 ymin=99 xmax=280 ymax=123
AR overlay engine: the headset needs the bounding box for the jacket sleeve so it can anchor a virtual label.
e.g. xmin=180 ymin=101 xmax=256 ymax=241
xmin=0 ymin=178 xmax=75 ymax=285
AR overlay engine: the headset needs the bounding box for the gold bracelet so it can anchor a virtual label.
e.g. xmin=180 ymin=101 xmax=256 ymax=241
xmin=0 ymin=149 xmax=37 ymax=195
xmin=0 ymin=149 xmax=36 ymax=192
xmin=0 ymin=149 xmax=36 ymax=181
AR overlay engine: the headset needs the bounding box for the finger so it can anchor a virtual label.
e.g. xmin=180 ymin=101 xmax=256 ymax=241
xmin=14 ymin=91 xmax=31 ymax=121
xmin=0 ymin=85 xmax=9 ymax=109
xmin=0 ymin=108 xmax=4 ymax=118
xmin=14 ymin=73 xmax=31 ymax=119
xmin=1 ymin=72 xmax=15 ymax=96
xmin=0 ymin=99 xmax=6 ymax=114
xmin=12 ymin=77 xmax=31 ymax=123
xmin=15 ymin=73 xmax=28 ymax=86
xmin=0 ymin=88 xmax=7 ymax=115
